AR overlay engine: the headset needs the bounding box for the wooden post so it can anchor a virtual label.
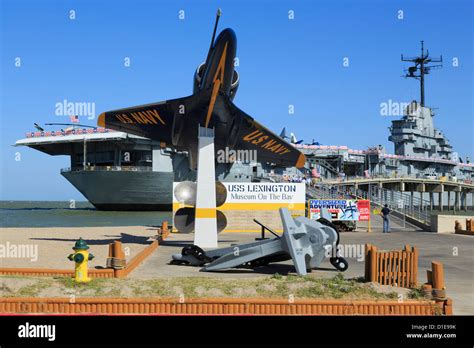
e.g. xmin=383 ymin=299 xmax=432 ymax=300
xmin=106 ymin=243 xmax=114 ymax=268
xmin=111 ymin=240 xmax=126 ymax=270
xmin=454 ymin=220 xmax=461 ymax=231
xmin=412 ymin=247 xmax=418 ymax=287
xmin=401 ymin=249 xmax=406 ymax=287
xmin=397 ymin=250 xmax=402 ymax=286
xmin=432 ymin=261 xmax=445 ymax=289
xmin=422 ymin=283 xmax=432 ymax=297
xmin=401 ymin=244 xmax=410 ymax=287
xmin=113 ymin=240 xmax=125 ymax=259
xmin=364 ymin=244 xmax=371 ymax=281
xmin=369 ymin=246 xmax=377 ymax=282
xmin=406 ymin=248 xmax=411 ymax=288
xmin=444 ymin=298 xmax=453 ymax=315
xmin=161 ymin=220 xmax=169 ymax=238
xmin=108 ymin=243 xmax=114 ymax=258
xmin=426 ymin=270 xmax=433 ymax=285
xmin=388 ymin=252 xmax=393 ymax=285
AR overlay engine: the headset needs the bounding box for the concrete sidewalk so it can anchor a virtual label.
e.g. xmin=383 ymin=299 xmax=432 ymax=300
xmin=133 ymin=216 xmax=473 ymax=314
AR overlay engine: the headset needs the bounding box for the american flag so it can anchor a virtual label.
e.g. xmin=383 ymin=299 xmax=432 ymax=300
xmin=70 ymin=115 xmax=79 ymax=123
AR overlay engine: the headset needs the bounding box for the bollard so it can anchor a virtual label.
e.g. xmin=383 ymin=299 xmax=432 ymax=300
xmin=467 ymin=218 xmax=473 ymax=232
xmin=444 ymin=298 xmax=453 ymax=315
xmin=422 ymin=283 xmax=432 ymax=298
xmin=364 ymin=244 xmax=371 ymax=281
xmin=431 ymin=261 xmax=445 ymax=290
xmin=426 ymin=270 xmax=433 ymax=285
xmin=106 ymin=243 xmax=114 ymax=268
xmin=431 ymin=261 xmax=447 ymax=300
xmin=114 ymin=240 xmax=125 ymax=259
xmin=161 ymin=220 xmax=169 ymax=238
xmin=454 ymin=220 xmax=462 ymax=231
xmin=111 ymin=240 xmax=126 ymax=269
xmin=369 ymin=245 xmax=378 ymax=282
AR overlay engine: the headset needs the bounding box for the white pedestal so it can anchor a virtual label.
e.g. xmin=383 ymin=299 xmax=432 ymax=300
xmin=194 ymin=127 xmax=218 ymax=248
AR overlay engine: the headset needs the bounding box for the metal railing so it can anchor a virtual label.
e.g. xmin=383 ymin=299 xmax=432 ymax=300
xmin=353 ymin=185 xmax=431 ymax=224
xmin=320 ymin=174 xmax=472 ymax=185
xmin=306 ymin=184 xmax=353 ymax=200
xmin=307 ymin=183 xmax=431 ymax=225
xmin=61 ymin=165 xmax=153 ymax=173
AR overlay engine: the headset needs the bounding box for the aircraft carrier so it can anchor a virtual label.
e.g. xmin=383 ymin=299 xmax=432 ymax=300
xmin=15 ymin=97 xmax=473 ymax=211
xmin=15 ymin=43 xmax=473 ymax=210
xmin=15 ymin=127 xmax=271 ymax=210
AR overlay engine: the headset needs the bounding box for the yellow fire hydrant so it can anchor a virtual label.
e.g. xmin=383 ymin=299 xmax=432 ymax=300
xmin=67 ymin=238 xmax=94 ymax=283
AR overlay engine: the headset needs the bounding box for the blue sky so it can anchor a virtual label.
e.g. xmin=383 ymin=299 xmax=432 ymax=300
xmin=1 ymin=0 xmax=472 ymax=201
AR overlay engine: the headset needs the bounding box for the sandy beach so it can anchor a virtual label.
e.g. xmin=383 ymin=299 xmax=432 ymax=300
xmin=0 ymin=226 xmax=158 ymax=269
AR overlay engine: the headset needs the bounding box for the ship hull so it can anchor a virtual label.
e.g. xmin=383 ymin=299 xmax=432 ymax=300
xmin=62 ymin=170 xmax=173 ymax=211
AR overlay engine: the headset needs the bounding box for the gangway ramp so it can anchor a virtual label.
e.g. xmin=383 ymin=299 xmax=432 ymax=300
xmin=307 ymin=183 xmax=427 ymax=231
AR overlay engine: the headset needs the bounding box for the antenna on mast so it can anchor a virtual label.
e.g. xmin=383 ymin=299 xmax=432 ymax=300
xmin=401 ymin=41 xmax=443 ymax=107
xmin=210 ymin=8 xmax=221 ymax=50
xmin=204 ymin=8 xmax=222 ymax=65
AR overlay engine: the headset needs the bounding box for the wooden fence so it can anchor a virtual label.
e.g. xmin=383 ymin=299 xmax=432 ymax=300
xmin=365 ymin=244 xmax=418 ymax=288
xmin=0 ymin=297 xmax=450 ymax=315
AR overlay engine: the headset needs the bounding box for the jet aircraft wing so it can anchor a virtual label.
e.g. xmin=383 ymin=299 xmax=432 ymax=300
xmin=97 ymin=94 xmax=198 ymax=147
xmin=98 ymin=91 xmax=305 ymax=168
xmin=224 ymin=98 xmax=306 ymax=168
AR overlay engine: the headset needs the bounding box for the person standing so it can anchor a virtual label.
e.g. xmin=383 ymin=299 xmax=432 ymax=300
xmin=381 ymin=204 xmax=391 ymax=233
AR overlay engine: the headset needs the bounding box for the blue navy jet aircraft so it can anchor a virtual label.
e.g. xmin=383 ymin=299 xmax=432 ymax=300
xmin=98 ymin=9 xmax=305 ymax=170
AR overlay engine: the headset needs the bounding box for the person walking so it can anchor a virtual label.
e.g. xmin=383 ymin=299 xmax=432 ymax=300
xmin=381 ymin=204 xmax=391 ymax=233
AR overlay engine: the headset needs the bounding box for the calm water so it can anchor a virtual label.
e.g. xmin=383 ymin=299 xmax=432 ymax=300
xmin=0 ymin=201 xmax=171 ymax=227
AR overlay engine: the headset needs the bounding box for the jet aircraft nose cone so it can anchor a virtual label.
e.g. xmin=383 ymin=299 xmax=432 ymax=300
xmin=215 ymin=28 xmax=237 ymax=45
